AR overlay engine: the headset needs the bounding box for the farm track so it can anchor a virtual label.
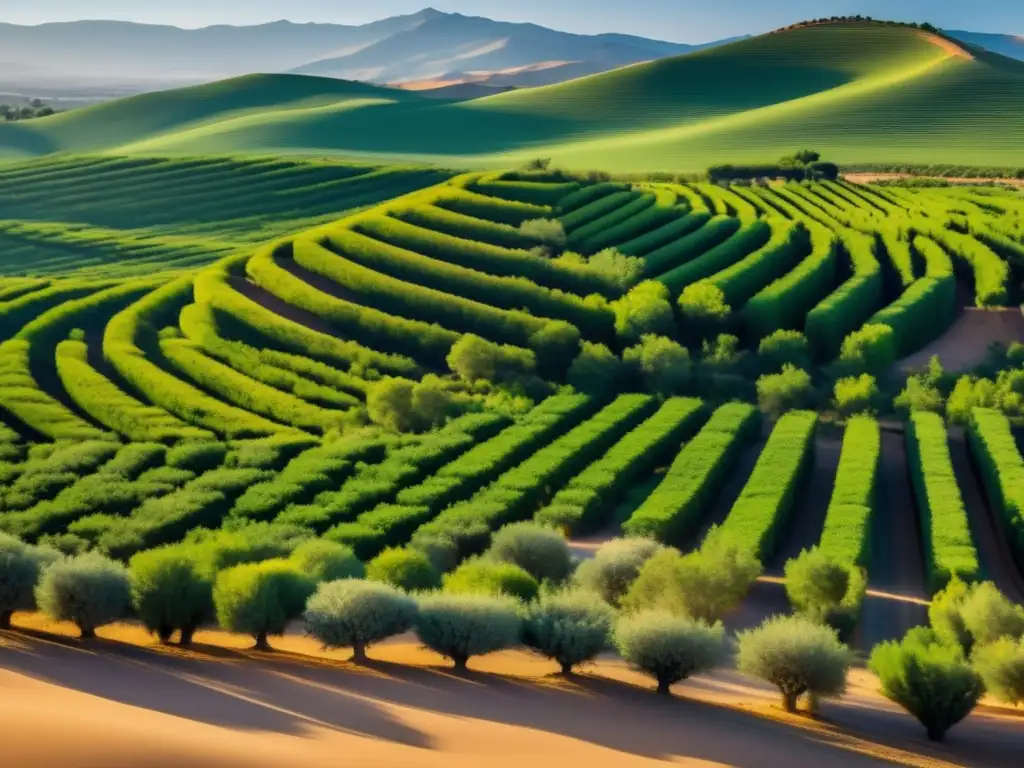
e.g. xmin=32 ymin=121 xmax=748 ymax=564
xmin=858 ymin=430 xmax=929 ymax=651
xmin=897 ymin=307 xmax=1024 ymax=374
xmin=950 ymin=433 xmax=1024 ymax=603
xmin=227 ymin=277 xmax=355 ymax=342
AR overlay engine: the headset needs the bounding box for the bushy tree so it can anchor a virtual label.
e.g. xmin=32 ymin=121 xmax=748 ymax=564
xmin=528 ymin=322 xmax=581 ymax=377
xmin=367 ymin=377 xmax=460 ymax=432
xmin=784 ymin=548 xmax=866 ymax=642
xmin=972 ymin=637 xmax=1024 ymax=706
xmin=928 ymin=576 xmax=973 ymax=653
xmin=870 ymin=627 xmax=983 ymax=741
xmin=523 ymin=590 xmax=615 ymax=674
xmin=612 ymin=281 xmax=675 ymax=345
xmin=447 ymin=334 xmax=536 ymax=384
xmin=213 ymin=559 xmax=313 ymax=650
xmin=0 ymin=534 xmax=56 ymax=629
xmin=566 ymin=342 xmax=624 ymax=395
xmin=289 ymin=539 xmax=364 ymax=583
xmin=623 ymin=537 xmax=761 ymax=623
xmin=573 ymin=537 xmax=665 ymax=606
xmin=758 ymin=330 xmax=812 ymax=373
xmin=833 ymin=374 xmax=881 ymax=417
xmin=366 ymin=547 xmax=440 ymax=592
xmin=959 ymin=581 xmax=1024 ymax=647
xmin=700 ymin=333 xmax=745 ymax=375
xmin=519 ymin=219 xmax=567 ymax=249
xmin=678 ymin=282 xmax=731 ymax=345
xmin=616 ymin=611 xmax=727 ymax=695
xmin=737 ymin=615 xmax=851 ymax=712
xmin=35 ymin=552 xmax=132 ymax=639
xmin=444 ymin=558 xmax=539 ymax=602
xmin=838 ymin=324 xmax=896 ymax=376
xmin=488 ymin=522 xmax=573 ymax=584
xmin=623 ymin=335 xmax=692 ymax=396
xmin=578 ymin=247 xmax=644 ymax=291
xmin=895 ymin=368 xmax=945 ymax=415
xmin=756 ymin=365 xmax=814 ymax=418
xmin=304 ymin=579 xmax=417 ymax=662
xmin=129 ymin=546 xmax=213 ymax=645
xmin=415 ymin=593 xmax=522 ymax=670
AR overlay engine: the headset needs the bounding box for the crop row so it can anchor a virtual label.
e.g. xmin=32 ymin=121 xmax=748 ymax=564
xmin=567 ymin=193 xmax=656 ymax=251
xmin=658 ymin=220 xmax=771 ymax=295
xmin=708 ymin=220 xmax=810 ymax=309
xmin=966 ymin=408 xmax=1024 ymax=570
xmin=925 ymin=228 xmax=1010 ymax=307
xmin=642 ymin=216 xmax=742 ymax=280
xmin=0 ymin=440 xmax=122 ymax=515
xmin=581 ymin=187 xmax=679 ymax=254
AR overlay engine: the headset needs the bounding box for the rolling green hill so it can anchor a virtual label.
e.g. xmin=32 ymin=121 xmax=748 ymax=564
xmin=2 ymin=23 xmax=1023 ymax=171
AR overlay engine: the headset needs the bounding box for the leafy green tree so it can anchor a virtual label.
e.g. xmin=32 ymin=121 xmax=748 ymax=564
xmin=488 ymin=522 xmax=574 ymax=584
xmin=519 ymin=218 xmax=566 ymax=249
xmin=444 ymin=558 xmax=539 ymax=602
xmin=756 ymin=365 xmax=814 ymax=418
xmin=959 ymin=581 xmax=1024 ymax=647
xmin=784 ymin=547 xmax=866 ymax=642
xmin=616 ymin=611 xmax=726 ymax=695
xmin=612 ymin=281 xmax=675 ymax=345
xmin=304 ymin=579 xmax=417 ymax=662
xmin=129 ymin=546 xmax=213 ymax=645
xmin=415 ymin=593 xmax=523 ymax=670
xmin=573 ymin=537 xmax=665 ymax=606
xmin=0 ymin=534 xmax=57 ymax=629
xmin=523 ymin=590 xmax=615 ymax=674
xmin=289 ymin=539 xmax=364 ymax=583
xmin=213 ymin=559 xmax=313 ymax=650
xmin=447 ymin=334 xmax=536 ymax=384
xmin=833 ymin=374 xmax=881 ymax=417
xmin=566 ymin=342 xmax=624 ymax=394
xmin=624 ymin=335 xmax=692 ymax=396
xmin=758 ymin=330 xmax=812 ymax=373
xmin=678 ymin=282 xmax=731 ymax=345
xmin=366 ymin=547 xmax=440 ymax=592
xmin=972 ymin=637 xmax=1024 ymax=706
xmin=838 ymin=324 xmax=896 ymax=376
xmin=36 ymin=552 xmax=132 ymax=639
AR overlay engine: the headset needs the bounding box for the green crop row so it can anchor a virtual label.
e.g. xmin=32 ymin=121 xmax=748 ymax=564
xmin=559 ymin=190 xmax=640 ymax=233
xmin=711 ymin=410 xmax=817 ymax=561
xmin=926 ymin=228 xmax=1010 ymax=307
xmin=435 ymin=187 xmax=550 ymax=227
xmin=0 ymin=440 xmax=121 ymax=514
xmin=410 ymin=394 xmax=658 ymax=561
xmin=905 ymin=411 xmax=980 ymax=592
xmin=471 ymin=176 xmax=576 ymax=207
xmin=741 ymin=222 xmax=839 ymax=342
xmin=868 ymin=235 xmax=956 ymax=357
xmin=966 ymin=408 xmax=1024 ymax=571
xmin=0 ymin=280 xmax=113 ymax=341
xmin=642 ymin=216 xmax=743 ymax=280
xmin=394 ymin=204 xmax=535 ymax=249
xmin=576 ymin=188 xmax=679 ymax=254
xmin=617 ymin=211 xmax=711 ymax=258
xmin=878 ymin=227 xmax=917 ymax=288
xmin=817 ymin=416 xmax=880 ymax=567
xmin=0 ymin=279 xmax=50 ymax=303
xmin=537 ymin=397 xmax=707 ymax=535
xmin=658 ymin=220 xmax=773 ymax=296
xmin=805 ymin=229 xmax=884 ymax=360
xmin=708 ymin=220 xmax=810 ymax=309
xmin=622 ymin=402 xmax=760 ymax=544
xmin=554 ymin=182 xmax=630 ymax=215
xmin=568 ymin=193 xmax=656 ymax=250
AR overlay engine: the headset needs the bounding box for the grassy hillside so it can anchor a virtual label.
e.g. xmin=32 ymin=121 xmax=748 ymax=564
xmin=2 ymin=23 xmax=1023 ymax=170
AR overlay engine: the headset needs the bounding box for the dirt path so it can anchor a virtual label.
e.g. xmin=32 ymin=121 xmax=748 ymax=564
xmin=859 ymin=430 xmax=929 ymax=651
xmin=845 ymin=173 xmax=1024 ymax=189
xmin=949 ymin=433 xmax=1024 ymax=603
xmin=229 ymin=276 xmax=354 ymax=342
xmin=897 ymin=307 xmax=1024 ymax=374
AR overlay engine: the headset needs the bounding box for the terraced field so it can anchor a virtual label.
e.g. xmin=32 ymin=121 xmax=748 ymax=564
xmin=1 ymin=164 xmax=1023 ymax=650
xmin=3 ymin=23 xmax=1023 ymax=171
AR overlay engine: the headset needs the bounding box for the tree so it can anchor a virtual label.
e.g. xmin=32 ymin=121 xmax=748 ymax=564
xmin=678 ymin=282 xmax=731 ymax=345
xmin=523 ymin=590 xmax=615 ymax=674
xmin=834 ymin=374 xmax=881 ymax=417
xmin=612 ymin=281 xmax=675 ymax=345
xmin=972 ymin=637 xmax=1024 ymax=706
xmin=929 ymin=576 xmax=973 ymax=654
xmin=784 ymin=548 xmax=866 ymax=642
xmin=488 ymin=522 xmax=574 ymax=584
xmin=869 ymin=627 xmax=983 ymax=741
xmin=616 ymin=611 xmax=726 ymax=695
xmin=566 ymin=342 xmax=624 ymax=395
xmin=447 ymin=334 xmax=536 ymax=384
xmin=366 ymin=547 xmax=440 ymax=592
xmin=573 ymin=537 xmax=665 ymax=606
xmin=35 ymin=552 xmax=132 ymax=639
xmin=737 ymin=615 xmax=851 ymax=712
xmin=0 ymin=534 xmax=58 ymax=629
xmin=415 ymin=593 xmax=522 ymax=671
xmin=838 ymin=324 xmax=896 ymax=376
xmin=304 ymin=579 xmax=417 ymax=662
xmin=129 ymin=546 xmax=213 ymax=646
xmin=367 ymin=377 xmax=461 ymax=432
xmin=213 ymin=560 xmax=313 ymax=650
xmin=519 ymin=218 xmax=566 ymax=249
xmin=623 ymin=335 xmax=692 ymax=396
xmin=289 ymin=539 xmax=364 ymax=583
xmin=529 ymin=322 xmax=581 ymax=377
xmin=959 ymin=581 xmax=1024 ymax=647
xmin=758 ymin=330 xmax=812 ymax=373
xmin=756 ymin=365 xmax=814 ymax=418
xmin=444 ymin=558 xmax=540 ymax=602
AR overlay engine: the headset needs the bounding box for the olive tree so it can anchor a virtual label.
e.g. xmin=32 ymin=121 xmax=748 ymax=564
xmin=304 ymin=579 xmax=417 ymax=662
xmin=415 ymin=593 xmax=522 ymax=671
xmin=616 ymin=611 xmax=726 ymax=695
xmin=972 ymin=637 xmax=1024 ymax=706
xmin=0 ymin=533 xmax=57 ymax=629
xmin=488 ymin=522 xmax=573 ymax=584
xmin=573 ymin=537 xmax=664 ymax=606
xmin=784 ymin=547 xmax=867 ymax=642
xmin=870 ymin=627 xmax=983 ymax=741
xmin=366 ymin=547 xmax=440 ymax=592
xmin=35 ymin=552 xmax=132 ymax=639
xmin=444 ymin=558 xmax=539 ymax=602
xmin=129 ymin=546 xmax=213 ymax=646
xmin=959 ymin=581 xmax=1024 ymax=648
xmin=213 ymin=559 xmax=313 ymax=650
xmin=523 ymin=590 xmax=615 ymax=674
xmin=737 ymin=615 xmax=852 ymax=713
xmin=289 ymin=539 xmax=364 ymax=583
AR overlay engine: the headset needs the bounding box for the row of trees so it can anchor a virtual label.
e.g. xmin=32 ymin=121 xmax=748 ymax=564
xmin=0 ymin=100 xmax=58 ymax=121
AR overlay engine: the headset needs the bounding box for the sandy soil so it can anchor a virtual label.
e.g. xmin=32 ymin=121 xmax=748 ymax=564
xmin=897 ymin=307 xmax=1024 ymax=374
xmin=917 ymin=32 xmax=975 ymax=61
xmin=844 ymin=174 xmax=1024 ymax=189
xmin=3 ymin=618 xmax=1023 ymax=768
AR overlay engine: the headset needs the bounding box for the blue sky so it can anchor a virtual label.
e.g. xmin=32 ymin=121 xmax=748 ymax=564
xmin=6 ymin=1 xmax=1023 ymax=41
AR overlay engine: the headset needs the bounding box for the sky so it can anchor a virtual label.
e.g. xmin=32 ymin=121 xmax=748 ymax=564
xmin=3 ymin=1 xmax=1022 ymax=41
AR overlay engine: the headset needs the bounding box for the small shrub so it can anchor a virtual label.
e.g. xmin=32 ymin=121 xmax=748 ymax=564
xmin=129 ymin=546 xmax=213 ymax=645
xmin=612 ymin=281 xmax=675 ymax=345
xmin=444 ymin=558 xmax=540 ymax=602
xmin=366 ymin=547 xmax=440 ymax=592
xmin=166 ymin=442 xmax=227 ymax=473
xmin=838 ymin=324 xmax=896 ymax=376
xmin=972 ymin=637 xmax=1024 ymax=706
xmin=566 ymin=342 xmax=623 ymax=395
xmin=737 ymin=615 xmax=852 ymax=712
xmin=35 ymin=552 xmax=132 ymax=639
xmin=304 ymin=579 xmax=417 ymax=662
xmin=756 ymin=365 xmax=814 ymax=419
xmin=834 ymin=374 xmax=881 ymax=417
xmin=213 ymin=559 xmax=313 ymax=650
xmin=289 ymin=539 xmax=364 ymax=583
xmin=367 ymin=377 xmax=462 ymax=432
xmin=415 ymin=593 xmax=522 ymax=670
xmin=870 ymin=627 xmax=983 ymax=741
xmin=447 ymin=334 xmax=536 ymax=384
xmin=616 ymin=611 xmax=726 ymax=695
xmin=573 ymin=537 xmax=665 ymax=606
xmin=523 ymin=590 xmax=615 ymax=674
xmin=784 ymin=547 xmax=867 ymax=642
xmin=678 ymin=282 xmax=731 ymax=345
xmin=959 ymin=581 xmax=1024 ymax=647
xmin=758 ymin=331 xmax=811 ymax=373
xmin=488 ymin=522 xmax=573 ymax=584
xmin=519 ymin=219 xmax=567 ymax=249
xmin=0 ymin=534 xmax=56 ymax=629
xmin=623 ymin=335 xmax=692 ymax=396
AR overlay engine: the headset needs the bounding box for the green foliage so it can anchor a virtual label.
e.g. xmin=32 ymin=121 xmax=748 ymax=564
xmin=288 ymin=540 xmax=364 ymax=583
xmin=444 ymin=557 xmax=539 ymax=602
xmin=612 ymin=281 xmax=675 ymax=345
xmin=447 ymin=334 xmax=537 ymax=384
xmin=616 ymin=611 xmax=727 ymax=695
xmin=303 ymin=579 xmax=417 ymax=661
xmin=518 ymin=218 xmax=567 ymax=249
xmin=784 ymin=547 xmax=867 ymax=641
xmin=415 ymin=593 xmax=523 ymax=670
xmin=487 ymin=522 xmax=573 ymax=584
xmin=0 ymin=533 xmax=55 ymax=628
xmin=366 ymin=547 xmax=440 ymax=592
xmin=838 ymin=323 xmax=896 ymax=376
xmin=523 ymin=590 xmax=615 ymax=673
xmin=959 ymin=581 xmax=1024 ymax=648
xmin=658 ymin=219 xmax=766 ymax=295
xmin=737 ymin=615 xmax=852 ymax=712
xmin=818 ymin=416 xmax=880 ymax=566
xmin=623 ymin=335 xmax=692 ymax=396
xmin=756 ymin=365 xmax=814 ymax=419
xmin=166 ymin=442 xmax=227 ymax=473
xmin=35 ymin=551 xmax=132 ymax=638
xmin=758 ymin=330 xmax=812 ymax=373
xmin=213 ymin=559 xmax=314 ymax=649
xmin=129 ymin=546 xmax=213 ymax=645
xmin=833 ymin=374 xmax=881 ymax=417
xmin=677 ymin=282 xmax=731 ymax=346
xmin=870 ymin=628 xmax=983 ymax=741
xmin=367 ymin=377 xmax=461 ymax=432
xmin=972 ymin=637 xmax=1024 ymax=706
xmin=566 ymin=342 xmax=624 ymax=395
xmin=573 ymin=538 xmax=665 ymax=607
xmin=966 ymin=408 xmax=1024 ymax=569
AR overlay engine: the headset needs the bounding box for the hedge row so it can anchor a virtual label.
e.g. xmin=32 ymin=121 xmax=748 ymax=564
xmin=0 ymin=280 xmax=111 ymax=342
xmin=817 ymin=416 xmax=880 ymax=567
xmin=708 ymin=220 xmax=810 ymax=309
xmin=395 ymin=204 xmax=535 ymax=249
xmin=622 ymin=402 xmax=760 ymax=544
xmin=577 ymin=190 xmax=679 ymax=255
xmin=0 ymin=278 xmax=50 ymax=303
xmin=710 ymin=410 xmax=817 ymax=561
xmin=805 ymin=229 xmax=884 ymax=360
xmin=657 ymin=220 xmax=772 ymax=296
xmin=324 ymin=225 xmax=613 ymax=340
xmin=0 ymin=440 xmax=120 ymax=514
xmin=471 ymin=176 xmax=576 ymax=207
xmin=617 ymin=211 xmax=711 ymax=258
xmin=537 ymin=397 xmax=707 ymax=535
xmin=56 ymin=340 xmax=211 ymax=443
xmin=905 ymin=411 xmax=980 ymax=592
xmin=926 ymin=227 xmax=1010 ymax=307
xmin=867 ymin=235 xmax=956 ymax=357
xmin=434 ymin=187 xmax=549 ymax=227
xmin=554 ymin=182 xmax=630 ymax=215
xmin=642 ymin=216 xmax=743 ymax=280
xmin=741 ymin=222 xmax=839 ymax=342
xmin=966 ymin=408 xmax=1024 ymax=571
xmin=559 ymin=191 xmax=640 ymax=233
xmin=568 ymin=194 xmax=656 ymax=250
xmin=410 ymin=395 xmax=658 ymax=561
xmin=878 ymin=227 xmax=917 ymax=288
